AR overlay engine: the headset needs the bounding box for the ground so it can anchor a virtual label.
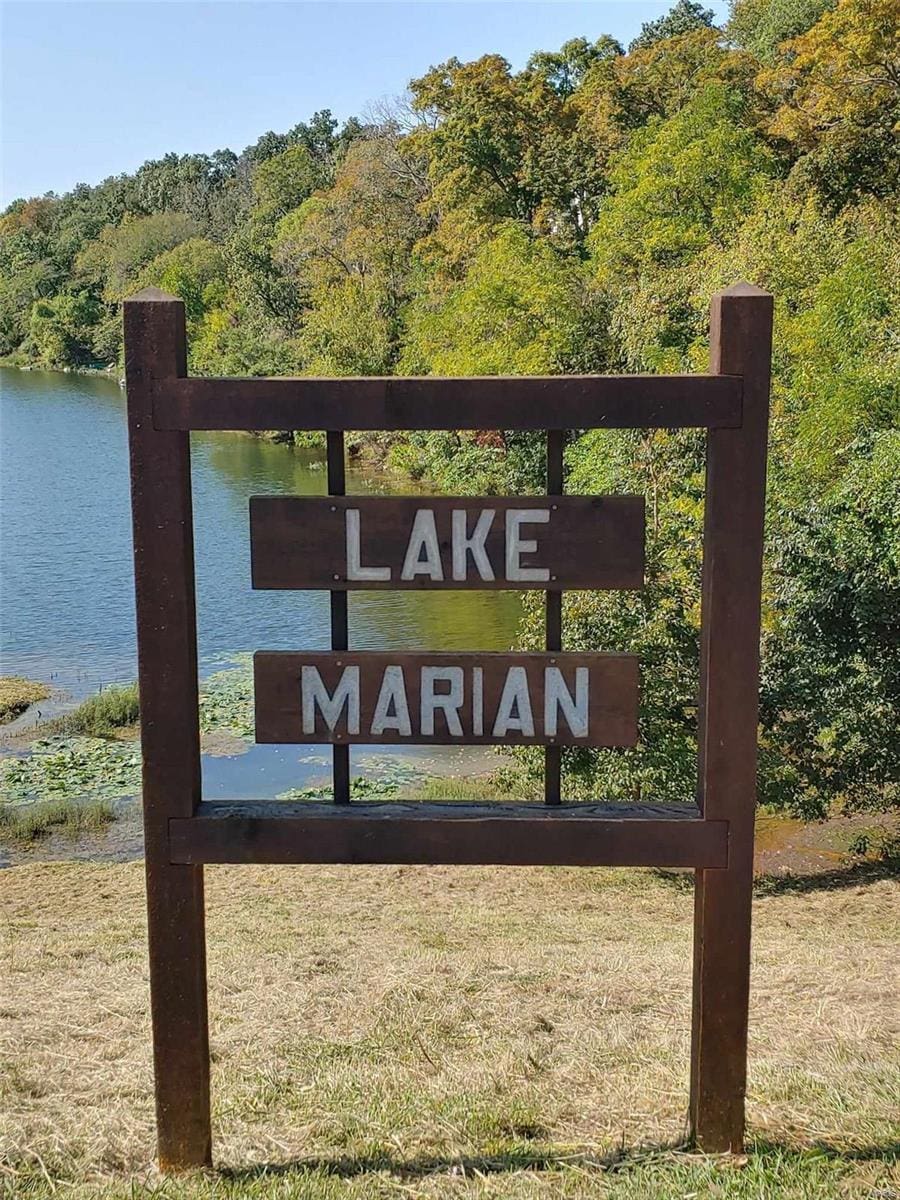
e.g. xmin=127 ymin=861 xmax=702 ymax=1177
xmin=0 ymin=678 xmax=50 ymax=725
xmin=1 ymin=860 xmax=897 ymax=1198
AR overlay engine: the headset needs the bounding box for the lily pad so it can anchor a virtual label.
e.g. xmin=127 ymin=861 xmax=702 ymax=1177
xmin=0 ymin=736 xmax=141 ymax=805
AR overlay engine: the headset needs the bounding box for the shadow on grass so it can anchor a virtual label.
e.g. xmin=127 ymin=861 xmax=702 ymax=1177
xmin=748 ymin=1136 xmax=900 ymax=1165
xmin=754 ymin=855 xmax=900 ymax=897
xmin=219 ymin=1137 xmax=900 ymax=1183
xmin=219 ymin=1143 xmax=682 ymax=1182
xmin=651 ymin=855 xmax=900 ymax=899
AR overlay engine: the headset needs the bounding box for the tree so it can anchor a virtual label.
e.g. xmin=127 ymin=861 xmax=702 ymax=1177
xmin=399 ymin=224 xmax=606 ymax=494
xmin=251 ymin=145 xmax=324 ymax=222
xmin=29 ymin=291 xmax=101 ymax=367
xmin=760 ymin=432 xmax=900 ymax=817
xmin=629 ymin=0 xmax=717 ymax=51
xmin=136 ymin=238 xmax=226 ymax=320
xmin=760 ymin=0 xmax=900 ymax=206
xmin=728 ymin=0 xmax=836 ymax=61
xmin=273 ymin=136 xmax=426 ymax=369
xmin=76 ymin=211 xmax=201 ymax=298
xmin=588 ymin=85 xmax=778 ymax=370
xmin=526 ymin=35 xmax=623 ymax=98
xmin=407 ymin=50 xmax=604 ymax=265
xmin=403 ymin=223 xmax=593 ymax=376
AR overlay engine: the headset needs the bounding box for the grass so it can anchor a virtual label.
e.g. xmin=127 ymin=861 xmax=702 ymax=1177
xmin=0 ymin=861 xmax=897 ymax=1198
xmin=57 ymin=684 xmax=140 ymax=738
xmin=0 ymin=796 xmax=114 ymax=843
xmin=410 ymin=775 xmax=520 ymax=802
xmin=0 ymin=676 xmax=50 ymax=723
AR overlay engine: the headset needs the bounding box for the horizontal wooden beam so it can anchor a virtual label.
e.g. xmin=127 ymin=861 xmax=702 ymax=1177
xmin=169 ymin=801 xmax=729 ymax=868
xmin=152 ymin=374 xmax=743 ymax=432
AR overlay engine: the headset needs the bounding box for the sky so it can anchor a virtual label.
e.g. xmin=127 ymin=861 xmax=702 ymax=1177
xmin=1 ymin=1 xmax=728 ymax=208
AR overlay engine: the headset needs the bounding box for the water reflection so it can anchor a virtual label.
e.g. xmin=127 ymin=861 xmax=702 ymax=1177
xmin=1 ymin=368 xmax=522 ymax=795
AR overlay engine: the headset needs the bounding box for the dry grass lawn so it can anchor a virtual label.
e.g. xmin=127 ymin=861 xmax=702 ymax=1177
xmin=1 ymin=861 xmax=897 ymax=1198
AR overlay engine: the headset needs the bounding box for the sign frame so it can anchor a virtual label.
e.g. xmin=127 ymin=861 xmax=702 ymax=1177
xmin=124 ymin=283 xmax=772 ymax=1170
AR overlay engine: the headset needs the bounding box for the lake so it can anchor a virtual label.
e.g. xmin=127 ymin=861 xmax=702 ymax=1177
xmin=0 ymin=367 xmax=522 ymax=797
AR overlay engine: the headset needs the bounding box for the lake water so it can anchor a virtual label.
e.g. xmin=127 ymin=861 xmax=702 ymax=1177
xmin=0 ymin=367 xmax=522 ymax=796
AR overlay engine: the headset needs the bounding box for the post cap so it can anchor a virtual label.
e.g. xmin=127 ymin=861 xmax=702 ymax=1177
xmin=717 ymin=281 xmax=772 ymax=298
xmin=124 ymin=286 xmax=182 ymax=304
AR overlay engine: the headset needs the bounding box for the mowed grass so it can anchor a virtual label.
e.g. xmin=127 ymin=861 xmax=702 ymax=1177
xmin=0 ymin=862 xmax=897 ymax=1198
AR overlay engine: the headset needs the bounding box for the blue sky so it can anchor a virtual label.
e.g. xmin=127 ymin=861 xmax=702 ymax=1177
xmin=2 ymin=1 xmax=728 ymax=207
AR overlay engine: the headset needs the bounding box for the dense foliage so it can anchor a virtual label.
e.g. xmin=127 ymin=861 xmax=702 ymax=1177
xmin=3 ymin=0 xmax=897 ymax=817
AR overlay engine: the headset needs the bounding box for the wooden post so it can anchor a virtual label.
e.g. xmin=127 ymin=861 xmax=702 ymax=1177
xmin=544 ymin=430 xmax=564 ymax=804
xmin=327 ymin=430 xmax=351 ymax=803
xmin=690 ymin=283 xmax=773 ymax=1152
xmin=124 ymin=288 xmax=212 ymax=1171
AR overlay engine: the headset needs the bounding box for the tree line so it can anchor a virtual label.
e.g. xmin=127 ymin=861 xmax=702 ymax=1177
xmin=2 ymin=0 xmax=897 ymax=818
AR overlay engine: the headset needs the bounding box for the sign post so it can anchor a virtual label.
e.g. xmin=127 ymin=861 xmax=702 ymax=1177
xmin=125 ymin=283 xmax=772 ymax=1169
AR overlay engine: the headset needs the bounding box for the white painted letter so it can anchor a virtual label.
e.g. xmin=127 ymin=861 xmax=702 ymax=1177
xmin=451 ymin=509 xmax=495 ymax=581
xmin=472 ymin=666 xmax=484 ymax=736
xmin=346 ymin=509 xmax=390 ymax=581
xmin=420 ymin=666 xmax=464 ymax=736
xmin=370 ymin=665 xmax=412 ymax=736
xmin=505 ymin=509 xmax=550 ymax=582
xmin=544 ymin=667 xmax=589 ymax=738
xmin=301 ymin=666 xmax=360 ymax=734
xmin=492 ymin=667 xmax=535 ymax=737
xmin=401 ymin=510 xmax=444 ymax=581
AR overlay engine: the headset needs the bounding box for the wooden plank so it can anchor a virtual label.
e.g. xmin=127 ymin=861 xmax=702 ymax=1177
xmin=326 ymin=431 xmax=350 ymax=804
xmin=690 ymin=284 xmax=773 ymax=1154
xmin=250 ymin=495 xmax=645 ymax=591
xmin=254 ymin=651 xmax=638 ymax=747
xmin=153 ymin=373 xmax=743 ymax=432
xmin=123 ymin=288 xmax=211 ymax=1171
xmin=169 ymin=801 xmax=729 ymax=868
xmin=545 ymin=430 xmax=565 ymax=805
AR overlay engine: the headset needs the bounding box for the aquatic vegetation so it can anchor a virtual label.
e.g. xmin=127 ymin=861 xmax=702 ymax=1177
xmin=0 ymin=737 xmax=141 ymax=805
xmin=198 ymin=657 xmax=255 ymax=738
xmin=0 ymin=676 xmax=50 ymax=723
xmin=277 ymin=757 xmax=426 ymax=801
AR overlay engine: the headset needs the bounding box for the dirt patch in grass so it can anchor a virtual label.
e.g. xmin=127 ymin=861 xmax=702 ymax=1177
xmin=0 ymin=861 xmax=897 ymax=1197
xmin=0 ymin=676 xmax=50 ymax=724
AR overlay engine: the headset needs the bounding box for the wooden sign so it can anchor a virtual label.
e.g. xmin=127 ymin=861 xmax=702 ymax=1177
xmin=124 ymin=284 xmax=773 ymax=1170
xmin=254 ymin=651 xmax=638 ymax=746
xmin=250 ymin=496 xmax=644 ymax=590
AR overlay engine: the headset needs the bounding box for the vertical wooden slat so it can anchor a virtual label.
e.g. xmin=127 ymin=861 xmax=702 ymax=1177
xmin=690 ymin=283 xmax=773 ymax=1153
xmin=327 ymin=430 xmax=350 ymax=804
xmin=123 ymin=288 xmax=211 ymax=1171
xmin=544 ymin=430 xmax=565 ymax=805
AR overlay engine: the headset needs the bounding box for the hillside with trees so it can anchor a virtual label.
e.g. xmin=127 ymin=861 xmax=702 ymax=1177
xmin=3 ymin=0 xmax=897 ymax=820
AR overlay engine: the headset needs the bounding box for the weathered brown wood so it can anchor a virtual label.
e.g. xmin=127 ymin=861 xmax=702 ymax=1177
xmin=122 ymin=282 xmax=772 ymax=1167
xmin=153 ymin=373 xmax=743 ymax=431
xmin=169 ymin=800 xmax=729 ymax=868
xmin=326 ymin=431 xmax=350 ymax=804
xmin=545 ymin=430 xmax=565 ymax=804
xmin=250 ymin=495 xmax=645 ymax=591
xmin=124 ymin=288 xmax=211 ymax=1171
xmin=690 ymin=283 xmax=773 ymax=1154
xmin=254 ymin=651 xmax=638 ymax=747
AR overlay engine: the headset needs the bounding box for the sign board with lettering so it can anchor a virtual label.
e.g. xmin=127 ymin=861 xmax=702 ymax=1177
xmin=124 ymin=285 xmax=772 ymax=1170
xmin=250 ymin=496 xmax=645 ymax=590
xmin=254 ymin=652 xmax=638 ymax=746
